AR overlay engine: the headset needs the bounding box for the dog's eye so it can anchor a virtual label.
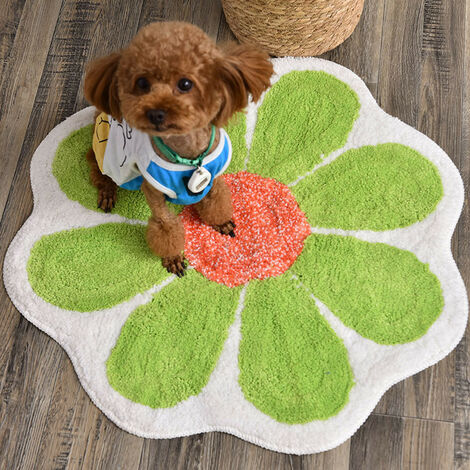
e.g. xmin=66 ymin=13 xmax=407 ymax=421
xmin=177 ymin=78 xmax=193 ymax=92
xmin=136 ymin=77 xmax=150 ymax=92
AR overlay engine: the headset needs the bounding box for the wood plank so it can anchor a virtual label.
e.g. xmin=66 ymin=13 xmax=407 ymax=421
xmin=454 ymin=0 xmax=470 ymax=467
xmin=31 ymin=354 xmax=90 ymax=468
xmin=364 ymin=0 xmax=427 ymax=418
xmin=32 ymin=0 xmax=147 ymax=465
xmin=0 ymin=0 xmax=26 ymax=69
xmin=138 ymin=0 xmax=223 ymax=40
xmin=0 ymin=320 xmax=63 ymax=469
xmin=139 ymin=419 xmax=350 ymax=469
xmin=199 ymin=432 xmax=292 ymax=470
xmin=349 ymin=414 xmax=403 ymax=470
xmin=455 ymin=327 xmax=470 ymax=469
xmin=376 ymin=0 xmax=423 ymax=126
xmin=79 ymin=416 xmax=144 ymax=470
xmin=403 ymin=0 xmax=466 ymax=423
xmin=0 ymin=2 xmax=62 ymax=466
xmin=372 ymin=0 xmax=462 ymax=422
xmin=404 ymin=355 xmax=455 ymax=422
xmin=0 ymin=1 xmax=146 ymax=469
xmin=417 ymin=0 xmax=465 ymax=187
xmin=139 ymin=434 xmax=206 ymax=470
xmin=401 ymin=418 xmax=454 ymax=470
xmin=217 ymin=7 xmax=237 ymax=43
xmin=374 ymin=383 xmax=405 ymax=417
xmin=0 ymin=0 xmax=140 ymax=393
xmin=141 ymin=432 xmax=349 ymax=470
xmin=35 ymin=357 xmax=94 ymax=469
xmin=0 ymin=0 xmax=62 ymax=219
xmin=294 ymin=440 xmax=350 ymax=470
xmin=321 ymin=0 xmax=386 ymax=97
xmin=322 ymin=0 xmax=414 ymax=420
xmin=33 ymin=354 xmax=144 ymax=469
xmin=73 ymin=0 xmax=146 ymax=114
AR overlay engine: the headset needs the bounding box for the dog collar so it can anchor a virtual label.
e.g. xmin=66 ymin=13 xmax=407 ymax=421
xmin=152 ymin=125 xmax=216 ymax=167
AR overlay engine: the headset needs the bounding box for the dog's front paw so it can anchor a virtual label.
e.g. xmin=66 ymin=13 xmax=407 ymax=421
xmin=213 ymin=220 xmax=236 ymax=238
xmin=162 ymin=254 xmax=187 ymax=278
xmin=97 ymin=186 xmax=117 ymax=213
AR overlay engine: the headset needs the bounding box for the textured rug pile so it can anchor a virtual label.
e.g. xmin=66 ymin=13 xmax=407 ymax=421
xmin=4 ymin=58 xmax=467 ymax=454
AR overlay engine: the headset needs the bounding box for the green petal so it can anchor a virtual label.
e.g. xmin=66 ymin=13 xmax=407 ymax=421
xmin=293 ymin=234 xmax=444 ymax=345
xmin=293 ymin=144 xmax=444 ymax=230
xmin=225 ymin=112 xmax=247 ymax=173
xmin=239 ymin=274 xmax=354 ymax=423
xmin=106 ymin=270 xmax=240 ymax=408
xmin=247 ymin=71 xmax=360 ymax=184
xmin=53 ymin=126 xmax=182 ymax=220
xmin=27 ymin=223 xmax=168 ymax=311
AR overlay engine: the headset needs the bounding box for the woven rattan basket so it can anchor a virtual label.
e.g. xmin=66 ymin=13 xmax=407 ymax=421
xmin=221 ymin=0 xmax=364 ymax=57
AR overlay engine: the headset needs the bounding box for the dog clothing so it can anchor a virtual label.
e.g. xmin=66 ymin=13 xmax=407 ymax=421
xmin=92 ymin=112 xmax=232 ymax=205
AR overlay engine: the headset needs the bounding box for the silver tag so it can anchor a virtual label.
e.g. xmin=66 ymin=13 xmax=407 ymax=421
xmin=187 ymin=166 xmax=211 ymax=193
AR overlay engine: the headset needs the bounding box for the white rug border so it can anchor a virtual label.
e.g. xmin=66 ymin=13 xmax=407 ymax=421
xmin=3 ymin=57 xmax=468 ymax=454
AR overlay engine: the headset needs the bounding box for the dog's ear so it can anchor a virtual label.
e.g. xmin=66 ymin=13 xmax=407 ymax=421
xmin=84 ymin=52 xmax=122 ymax=120
xmin=213 ymin=43 xmax=273 ymax=127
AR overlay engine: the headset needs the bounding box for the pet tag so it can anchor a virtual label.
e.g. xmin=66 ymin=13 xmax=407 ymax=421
xmin=187 ymin=166 xmax=211 ymax=193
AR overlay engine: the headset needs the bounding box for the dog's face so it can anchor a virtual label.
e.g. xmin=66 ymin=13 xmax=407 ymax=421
xmin=84 ymin=22 xmax=273 ymax=136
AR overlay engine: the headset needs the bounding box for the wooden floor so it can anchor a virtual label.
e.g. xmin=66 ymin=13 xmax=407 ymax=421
xmin=0 ymin=0 xmax=469 ymax=468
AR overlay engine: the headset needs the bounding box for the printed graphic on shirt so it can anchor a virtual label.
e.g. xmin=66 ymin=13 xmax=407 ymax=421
xmin=92 ymin=113 xmax=110 ymax=172
xmin=112 ymin=117 xmax=133 ymax=168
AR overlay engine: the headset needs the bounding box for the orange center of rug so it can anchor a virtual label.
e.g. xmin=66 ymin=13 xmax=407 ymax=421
xmin=182 ymin=172 xmax=311 ymax=287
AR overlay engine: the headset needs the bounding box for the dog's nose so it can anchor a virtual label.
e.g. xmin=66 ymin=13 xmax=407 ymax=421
xmin=147 ymin=109 xmax=166 ymax=125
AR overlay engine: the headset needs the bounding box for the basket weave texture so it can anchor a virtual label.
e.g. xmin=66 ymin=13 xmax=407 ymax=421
xmin=221 ymin=0 xmax=364 ymax=57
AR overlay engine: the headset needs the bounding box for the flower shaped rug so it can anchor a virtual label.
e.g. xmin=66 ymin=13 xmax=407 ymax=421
xmin=4 ymin=58 xmax=467 ymax=454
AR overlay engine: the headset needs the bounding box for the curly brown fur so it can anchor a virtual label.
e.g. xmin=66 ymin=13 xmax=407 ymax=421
xmin=141 ymin=181 xmax=187 ymax=276
xmin=85 ymin=147 xmax=117 ymax=212
xmin=83 ymin=21 xmax=273 ymax=272
xmin=193 ymin=176 xmax=234 ymax=235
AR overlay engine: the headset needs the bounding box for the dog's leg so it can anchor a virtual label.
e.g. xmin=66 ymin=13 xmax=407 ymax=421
xmin=141 ymin=180 xmax=186 ymax=277
xmin=85 ymin=147 xmax=118 ymax=212
xmin=193 ymin=176 xmax=235 ymax=237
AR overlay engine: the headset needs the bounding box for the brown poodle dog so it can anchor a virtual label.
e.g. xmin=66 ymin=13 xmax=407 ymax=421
xmin=84 ymin=22 xmax=273 ymax=276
